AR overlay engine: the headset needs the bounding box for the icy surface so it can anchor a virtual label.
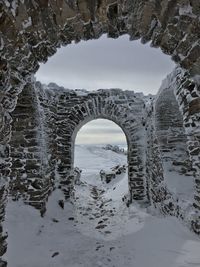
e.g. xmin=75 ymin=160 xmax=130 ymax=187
xmin=4 ymin=145 xmax=200 ymax=267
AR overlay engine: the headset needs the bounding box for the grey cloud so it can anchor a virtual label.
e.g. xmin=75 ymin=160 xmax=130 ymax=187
xmin=78 ymin=120 xmax=125 ymax=135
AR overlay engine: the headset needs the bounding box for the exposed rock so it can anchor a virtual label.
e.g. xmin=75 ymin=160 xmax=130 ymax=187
xmin=0 ymin=260 xmax=7 ymax=267
xmin=58 ymin=200 xmax=65 ymax=209
xmin=51 ymin=252 xmax=59 ymax=258
xmin=95 ymin=224 xmax=107 ymax=229
xmin=52 ymin=218 xmax=59 ymax=223
xmin=9 ymin=85 xmax=146 ymax=203
xmin=100 ymin=165 xmax=126 ymax=183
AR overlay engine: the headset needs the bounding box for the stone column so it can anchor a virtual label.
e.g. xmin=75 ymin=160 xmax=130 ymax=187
xmin=173 ymin=75 xmax=200 ymax=233
xmin=0 ymin=59 xmax=12 ymax=265
xmin=8 ymin=82 xmax=54 ymax=214
xmin=128 ymin=143 xmax=145 ymax=201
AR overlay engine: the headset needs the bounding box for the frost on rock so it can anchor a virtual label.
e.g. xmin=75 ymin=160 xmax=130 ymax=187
xmin=179 ymin=4 xmax=196 ymax=18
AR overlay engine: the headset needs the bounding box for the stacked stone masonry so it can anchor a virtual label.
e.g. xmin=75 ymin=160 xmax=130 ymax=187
xmin=10 ymin=83 xmax=148 ymax=204
xmin=0 ymin=0 xmax=200 ymax=264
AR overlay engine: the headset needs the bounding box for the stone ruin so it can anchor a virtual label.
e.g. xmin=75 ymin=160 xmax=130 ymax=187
xmin=0 ymin=0 xmax=200 ymax=265
xmin=7 ymin=69 xmax=200 ymax=233
xmin=10 ymin=83 xmax=148 ymax=204
xmin=100 ymin=165 xmax=127 ymax=184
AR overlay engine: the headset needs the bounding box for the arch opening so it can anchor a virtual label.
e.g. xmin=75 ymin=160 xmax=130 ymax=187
xmin=35 ymin=34 xmax=175 ymax=95
xmin=73 ymin=118 xmax=129 ymax=204
xmin=74 ymin=118 xmax=130 ymax=216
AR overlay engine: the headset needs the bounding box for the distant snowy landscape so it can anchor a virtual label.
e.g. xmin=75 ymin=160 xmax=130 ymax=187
xmin=3 ymin=145 xmax=200 ymax=267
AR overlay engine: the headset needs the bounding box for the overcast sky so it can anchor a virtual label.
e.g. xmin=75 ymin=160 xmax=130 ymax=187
xmin=76 ymin=119 xmax=127 ymax=145
xmin=36 ymin=34 xmax=175 ymax=95
xmin=36 ymin=34 xmax=175 ymax=145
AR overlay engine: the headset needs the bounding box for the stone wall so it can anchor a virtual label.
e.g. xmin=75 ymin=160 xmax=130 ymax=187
xmin=155 ymin=70 xmax=193 ymax=197
xmin=9 ymin=83 xmax=148 ymax=205
xmin=173 ymin=71 xmax=200 ymax=234
xmin=0 ymin=185 xmax=7 ymax=259
xmin=9 ymin=82 xmax=53 ymax=212
xmin=153 ymin=68 xmax=200 ymax=234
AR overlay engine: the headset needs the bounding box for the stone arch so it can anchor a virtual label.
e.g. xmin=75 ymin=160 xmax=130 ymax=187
xmin=72 ymin=117 xmax=129 ymax=185
xmin=54 ymin=89 xmax=147 ymax=202
xmin=1 ymin=0 xmax=200 ymax=261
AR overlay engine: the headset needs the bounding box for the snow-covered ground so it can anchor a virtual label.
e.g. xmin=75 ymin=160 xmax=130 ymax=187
xmin=4 ymin=145 xmax=200 ymax=267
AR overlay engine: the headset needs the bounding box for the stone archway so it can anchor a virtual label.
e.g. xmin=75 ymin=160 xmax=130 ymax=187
xmin=8 ymin=84 xmax=148 ymax=205
xmin=72 ymin=118 xmax=128 ymax=188
xmin=71 ymin=113 xmax=137 ymax=200
xmin=55 ymin=89 xmax=148 ymax=202
xmin=1 ymin=0 xmax=200 ymax=262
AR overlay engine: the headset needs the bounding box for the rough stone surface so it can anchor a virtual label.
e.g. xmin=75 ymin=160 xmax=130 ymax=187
xmin=9 ymin=82 xmax=53 ymax=210
xmin=10 ymin=83 xmax=148 ymax=205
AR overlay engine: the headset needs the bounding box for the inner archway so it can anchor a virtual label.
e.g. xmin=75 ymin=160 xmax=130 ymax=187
xmin=36 ymin=34 xmax=175 ymax=95
xmin=73 ymin=119 xmax=132 ymax=237
xmin=74 ymin=119 xmax=128 ymax=191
